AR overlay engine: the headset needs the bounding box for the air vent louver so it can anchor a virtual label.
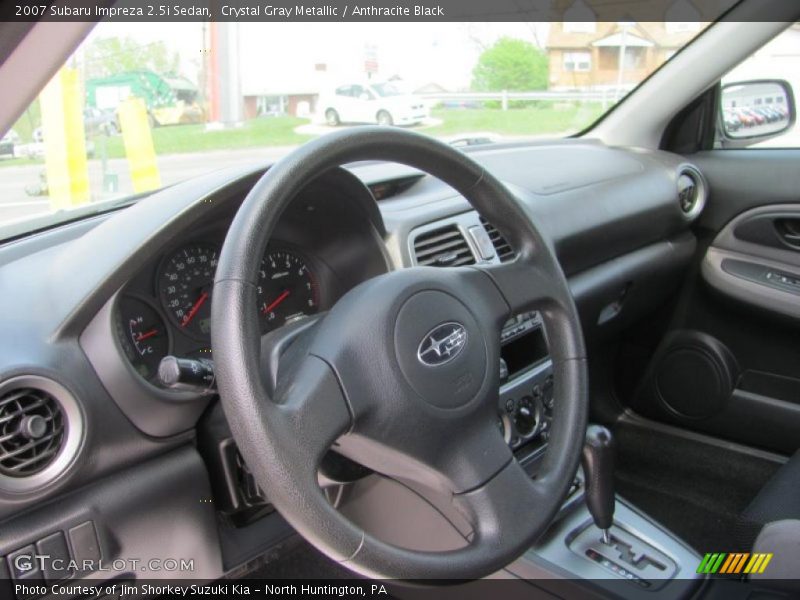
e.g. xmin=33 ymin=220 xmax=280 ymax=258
xmin=677 ymin=173 xmax=698 ymax=214
xmin=676 ymin=166 xmax=706 ymax=220
xmin=0 ymin=387 xmax=65 ymax=477
xmin=413 ymin=225 xmax=476 ymax=267
xmin=479 ymin=217 xmax=515 ymax=262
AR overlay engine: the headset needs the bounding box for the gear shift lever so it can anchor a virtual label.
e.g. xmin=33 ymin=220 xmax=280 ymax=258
xmin=581 ymin=424 xmax=616 ymax=545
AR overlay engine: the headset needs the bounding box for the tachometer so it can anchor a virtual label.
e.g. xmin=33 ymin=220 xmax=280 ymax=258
xmin=157 ymin=243 xmax=218 ymax=339
xmin=116 ymin=295 xmax=170 ymax=382
xmin=257 ymin=250 xmax=319 ymax=333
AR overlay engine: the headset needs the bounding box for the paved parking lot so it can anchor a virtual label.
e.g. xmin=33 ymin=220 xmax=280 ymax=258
xmin=0 ymin=146 xmax=296 ymax=225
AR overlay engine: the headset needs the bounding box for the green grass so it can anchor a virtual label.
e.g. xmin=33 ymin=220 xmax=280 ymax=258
xmin=0 ymin=104 xmax=607 ymax=169
xmin=99 ymin=115 xmax=312 ymax=159
xmin=424 ymin=103 xmax=606 ymax=138
xmin=0 ymin=115 xmax=312 ymax=168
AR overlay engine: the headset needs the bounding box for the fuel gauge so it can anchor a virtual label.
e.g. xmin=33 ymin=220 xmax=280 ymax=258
xmin=117 ymin=295 xmax=170 ymax=382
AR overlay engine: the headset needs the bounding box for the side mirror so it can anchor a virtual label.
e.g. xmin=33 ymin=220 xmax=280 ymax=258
xmin=719 ymin=79 xmax=795 ymax=147
xmin=359 ymin=92 xmax=372 ymax=101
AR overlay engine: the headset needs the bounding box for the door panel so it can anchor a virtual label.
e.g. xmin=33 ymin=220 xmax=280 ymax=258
xmin=692 ymin=150 xmax=800 ymax=230
xmin=627 ymin=150 xmax=800 ymax=455
xmin=702 ymin=204 xmax=800 ymax=320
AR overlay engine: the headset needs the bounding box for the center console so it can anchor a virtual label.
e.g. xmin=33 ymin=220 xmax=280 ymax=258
xmin=497 ymin=311 xmax=553 ymax=451
xmin=514 ymin=429 xmax=703 ymax=599
xmin=193 ymin=308 xmax=705 ymax=596
xmin=495 ymin=316 xmax=704 ymax=598
xmin=510 ymin=491 xmax=704 ymax=600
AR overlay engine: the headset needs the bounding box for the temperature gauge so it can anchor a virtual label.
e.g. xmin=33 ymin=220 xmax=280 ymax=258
xmin=117 ymin=295 xmax=170 ymax=382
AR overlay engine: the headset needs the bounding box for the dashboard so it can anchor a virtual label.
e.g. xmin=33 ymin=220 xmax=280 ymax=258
xmin=0 ymin=138 xmax=707 ymax=587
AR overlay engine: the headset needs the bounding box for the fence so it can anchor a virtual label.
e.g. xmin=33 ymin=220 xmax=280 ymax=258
xmin=418 ymin=88 xmax=633 ymax=110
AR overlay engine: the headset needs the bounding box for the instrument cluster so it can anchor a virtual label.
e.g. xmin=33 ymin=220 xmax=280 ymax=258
xmin=116 ymin=241 xmax=323 ymax=383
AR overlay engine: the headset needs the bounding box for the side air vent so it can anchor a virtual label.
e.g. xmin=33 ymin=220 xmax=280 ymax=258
xmin=0 ymin=388 xmax=64 ymax=476
xmin=479 ymin=217 xmax=515 ymax=262
xmin=676 ymin=165 xmax=706 ymax=220
xmin=0 ymin=376 xmax=83 ymax=493
xmin=413 ymin=225 xmax=476 ymax=267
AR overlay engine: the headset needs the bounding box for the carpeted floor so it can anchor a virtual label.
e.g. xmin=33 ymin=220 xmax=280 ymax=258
xmin=244 ymin=537 xmax=362 ymax=579
xmin=614 ymin=421 xmax=784 ymax=552
xmin=244 ymin=421 xmax=785 ymax=576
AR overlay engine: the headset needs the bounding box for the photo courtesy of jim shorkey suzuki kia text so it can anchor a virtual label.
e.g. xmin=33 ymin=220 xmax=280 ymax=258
xmin=14 ymin=583 xmax=390 ymax=597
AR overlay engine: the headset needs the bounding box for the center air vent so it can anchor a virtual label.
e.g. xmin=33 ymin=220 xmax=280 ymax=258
xmin=412 ymin=225 xmax=476 ymax=267
xmin=676 ymin=166 xmax=706 ymax=220
xmin=479 ymin=217 xmax=515 ymax=262
xmin=0 ymin=376 xmax=83 ymax=493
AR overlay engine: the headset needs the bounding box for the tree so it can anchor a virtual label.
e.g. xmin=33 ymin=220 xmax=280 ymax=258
xmin=82 ymin=36 xmax=180 ymax=79
xmin=471 ymin=37 xmax=548 ymax=92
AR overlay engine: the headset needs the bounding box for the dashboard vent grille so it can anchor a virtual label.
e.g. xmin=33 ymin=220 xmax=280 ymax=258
xmin=0 ymin=387 xmax=65 ymax=477
xmin=676 ymin=166 xmax=706 ymax=220
xmin=413 ymin=225 xmax=476 ymax=267
xmin=677 ymin=173 xmax=698 ymax=214
xmin=480 ymin=217 xmax=515 ymax=262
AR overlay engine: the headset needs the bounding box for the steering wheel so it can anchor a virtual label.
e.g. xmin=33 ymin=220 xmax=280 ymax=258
xmin=211 ymin=127 xmax=588 ymax=579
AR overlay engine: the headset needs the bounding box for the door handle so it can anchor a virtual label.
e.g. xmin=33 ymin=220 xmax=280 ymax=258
xmin=775 ymin=218 xmax=800 ymax=250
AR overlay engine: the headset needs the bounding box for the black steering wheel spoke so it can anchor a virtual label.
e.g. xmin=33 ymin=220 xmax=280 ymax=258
xmin=454 ymin=456 xmax=548 ymax=549
xmin=273 ymin=353 xmax=354 ymax=469
xmin=335 ymin=402 xmax=514 ymax=498
xmin=476 ymin=254 xmax=586 ymax=363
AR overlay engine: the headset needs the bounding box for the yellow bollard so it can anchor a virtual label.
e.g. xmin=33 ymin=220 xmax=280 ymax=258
xmin=39 ymin=67 xmax=90 ymax=210
xmin=118 ymin=98 xmax=161 ymax=193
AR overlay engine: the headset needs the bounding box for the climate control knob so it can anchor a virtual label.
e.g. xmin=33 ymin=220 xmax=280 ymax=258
xmin=514 ymin=396 xmax=541 ymax=436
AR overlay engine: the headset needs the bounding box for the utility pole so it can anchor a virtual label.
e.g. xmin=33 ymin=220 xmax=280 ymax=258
xmin=208 ymin=22 xmax=220 ymax=124
xmin=615 ymin=22 xmax=631 ymax=102
xmin=207 ymin=21 xmax=243 ymax=127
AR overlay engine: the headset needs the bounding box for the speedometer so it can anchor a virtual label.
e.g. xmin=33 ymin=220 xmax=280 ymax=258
xmin=257 ymin=250 xmax=319 ymax=333
xmin=157 ymin=243 xmax=218 ymax=340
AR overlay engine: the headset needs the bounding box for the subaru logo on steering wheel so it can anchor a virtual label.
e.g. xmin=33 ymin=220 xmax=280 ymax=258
xmin=417 ymin=322 xmax=468 ymax=366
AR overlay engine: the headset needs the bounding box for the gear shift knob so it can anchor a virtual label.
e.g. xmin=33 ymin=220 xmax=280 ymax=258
xmin=581 ymin=424 xmax=616 ymax=544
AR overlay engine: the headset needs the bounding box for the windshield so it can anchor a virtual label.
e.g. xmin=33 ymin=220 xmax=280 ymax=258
xmin=1 ymin=21 xmax=711 ymax=236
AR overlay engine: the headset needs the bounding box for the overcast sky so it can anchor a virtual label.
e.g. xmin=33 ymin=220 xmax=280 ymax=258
xmin=82 ymin=21 xmax=551 ymax=92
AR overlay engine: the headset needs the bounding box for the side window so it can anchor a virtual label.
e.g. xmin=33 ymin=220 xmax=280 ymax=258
xmin=717 ymin=22 xmax=800 ymax=148
xmin=335 ymin=86 xmax=352 ymax=97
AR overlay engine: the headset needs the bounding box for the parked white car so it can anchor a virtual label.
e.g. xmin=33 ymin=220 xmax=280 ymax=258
xmin=0 ymin=129 xmax=19 ymax=158
xmin=320 ymin=81 xmax=428 ymax=127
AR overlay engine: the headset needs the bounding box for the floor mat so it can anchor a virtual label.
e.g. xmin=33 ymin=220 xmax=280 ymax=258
xmin=243 ymin=537 xmax=363 ymax=579
xmin=614 ymin=420 xmax=784 ymax=552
